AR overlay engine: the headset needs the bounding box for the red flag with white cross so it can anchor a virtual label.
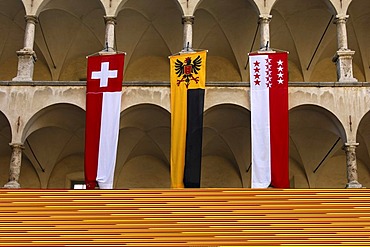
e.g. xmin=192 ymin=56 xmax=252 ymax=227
xmin=84 ymin=53 xmax=125 ymax=189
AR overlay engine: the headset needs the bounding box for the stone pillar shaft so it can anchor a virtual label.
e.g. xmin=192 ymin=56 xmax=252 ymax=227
xmin=343 ymin=143 xmax=362 ymax=188
xmin=259 ymin=15 xmax=272 ymax=50
xmin=182 ymin=16 xmax=194 ymax=52
xmin=335 ymin=15 xmax=348 ymax=50
xmin=3 ymin=143 xmax=24 ymax=189
xmin=104 ymin=16 xmax=116 ymax=52
xmin=13 ymin=15 xmax=38 ymax=81
xmin=24 ymin=16 xmax=37 ymax=50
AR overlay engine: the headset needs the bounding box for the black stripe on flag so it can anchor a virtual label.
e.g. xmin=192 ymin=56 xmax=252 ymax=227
xmin=183 ymin=88 xmax=205 ymax=188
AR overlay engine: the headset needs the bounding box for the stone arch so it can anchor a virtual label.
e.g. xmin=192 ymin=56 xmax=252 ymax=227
xmin=273 ymin=0 xmax=337 ymax=15
xmin=115 ymin=103 xmax=170 ymax=188
xmin=22 ymin=103 xmax=85 ymax=141
xmin=21 ymin=103 xmax=85 ymax=188
xmin=34 ymin=0 xmax=106 ymax=16
xmin=0 ymin=0 xmax=26 ymax=80
xmin=289 ymin=104 xmax=347 ymax=188
xmin=329 ymin=0 xmax=351 ymax=15
xmin=195 ymin=0 xmax=259 ymax=15
xmin=204 ymin=88 xmax=250 ymax=112
xmin=116 ymin=0 xmax=183 ymax=16
xmin=203 ymin=103 xmax=250 ymax=187
xmin=121 ymin=87 xmax=170 ymax=112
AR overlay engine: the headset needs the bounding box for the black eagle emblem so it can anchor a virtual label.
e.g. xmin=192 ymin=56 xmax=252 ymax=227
xmin=175 ymin=55 xmax=202 ymax=88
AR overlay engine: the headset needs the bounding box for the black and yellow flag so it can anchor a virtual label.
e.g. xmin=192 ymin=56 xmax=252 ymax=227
xmin=169 ymin=50 xmax=207 ymax=188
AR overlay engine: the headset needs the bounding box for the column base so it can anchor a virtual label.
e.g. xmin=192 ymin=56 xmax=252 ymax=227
xmin=3 ymin=180 xmax=21 ymax=189
xmin=345 ymin=181 xmax=362 ymax=189
xmin=332 ymin=49 xmax=357 ymax=83
xmin=12 ymin=49 xmax=36 ymax=81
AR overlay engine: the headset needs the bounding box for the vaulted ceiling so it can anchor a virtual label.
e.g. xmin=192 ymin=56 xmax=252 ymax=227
xmin=0 ymin=0 xmax=368 ymax=82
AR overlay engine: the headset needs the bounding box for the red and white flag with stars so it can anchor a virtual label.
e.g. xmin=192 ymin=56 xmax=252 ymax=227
xmin=249 ymin=52 xmax=289 ymax=188
xmin=84 ymin=53 xmax=125 ymax=189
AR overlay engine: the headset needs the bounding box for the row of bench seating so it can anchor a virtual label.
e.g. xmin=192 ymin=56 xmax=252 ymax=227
xmin=1 ymin=188 xmax=370 ymax=246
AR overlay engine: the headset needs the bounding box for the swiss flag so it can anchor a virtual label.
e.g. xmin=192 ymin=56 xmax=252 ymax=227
xmin=249 ymin=52 xmax=289 ymax=188
xmin=85 ymin=53 xmax=125 ymax=189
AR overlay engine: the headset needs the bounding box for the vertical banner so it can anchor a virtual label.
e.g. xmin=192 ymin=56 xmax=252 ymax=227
xmin=249 ymin=52 xmax=289 ymax=188
xmin=85 ymin=53 xmax=125 ymax=189
xmin=169 ymin=50 xmax=207 ymax=188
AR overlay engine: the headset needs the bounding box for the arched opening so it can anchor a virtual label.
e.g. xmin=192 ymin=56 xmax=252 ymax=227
xmin=116 ymin=0 xmax=183 ymax=82
xmin=202 ymin=104 xmax=250 ymax=187
xmin=0 ymin=0 xmax=26 ymax=80
xmin=289 ymin=104 xmax=347 ymax=188
xmin=272 ymin=0 xmax=337 ymax=82
xmin=34 ymin=0 xmax=105 ymax=81
xmin=0 ymin=111 xmax=12 ymax=186
xmin=22 ymin=103 xmax=85 ymax=188
xmin=194 ymin=0 xmax=259 ymax=82
xmin=355 ymin=110 xmax=370 ymax=188
xmin=115 ymin=104 xmax=170 ymax=188
xmin=347 ymin=0 xmax=370 ymax=81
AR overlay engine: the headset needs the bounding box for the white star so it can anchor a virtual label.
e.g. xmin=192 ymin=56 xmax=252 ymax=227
xmin=277 ymin=72 xmax=284 ymax=78
xmin=278 ymin=66 xmax=283 ymax=72
xmin=277 ymin=60 xmax=283 ymax=66
xmin=278 ymin=78 xmax=284 ymax=84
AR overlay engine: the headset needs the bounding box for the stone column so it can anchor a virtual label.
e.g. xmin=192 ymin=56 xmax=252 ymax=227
xmin=3 ymin=143 xmax=24 ymax=189
xmin=335 ymin=15 xmax=348 ymax=50
xmin=343 ymin=143 xmax=362 ymax=188
xmin=182 ymin=16 xmax=194 ymax=52
xmin=12 ymin=15 xmax=38 ymax=81
xmin=332 ymin=15 xmax=357 ymax=82
xmin=259 ymin=15 xmax=272 ymax=50
xmin=104 ymin=16 xmax=116 ymax=52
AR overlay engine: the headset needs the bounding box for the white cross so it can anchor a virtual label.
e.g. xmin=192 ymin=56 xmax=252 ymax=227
xmin=91 ymin=62 xmax=118 ymax=87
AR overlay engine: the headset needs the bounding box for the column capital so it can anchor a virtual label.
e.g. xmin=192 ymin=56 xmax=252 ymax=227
xmin=344 ymin=142 xmax=359 ymax=148
xmin=25 ymin=15 xmax=38 ymax=24
xmin=16 ymin=49 xmax=36 ymax=56
xmin=259 ymin=14 xmax=272 ymax=23
xmin=343 ymin=142 xmax=359 ymax=152
xmin=16 ymin=49 xmax=37 ymax=64
xmin=182 ymin=16 xmax=194 ymax=25
xmin=334 ymin=15 xmax=349 ymax=24
xmin=9 ymin=143 xmax=24 ymax=149
xmin=333 ymin=49 xmax=356 ymax=57
xmin=104 ymin=16 xmax=117 ymax=25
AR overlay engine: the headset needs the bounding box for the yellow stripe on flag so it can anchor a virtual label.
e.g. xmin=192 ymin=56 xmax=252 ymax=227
xmin=170 ymin=51 xmax=206 ymax=188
